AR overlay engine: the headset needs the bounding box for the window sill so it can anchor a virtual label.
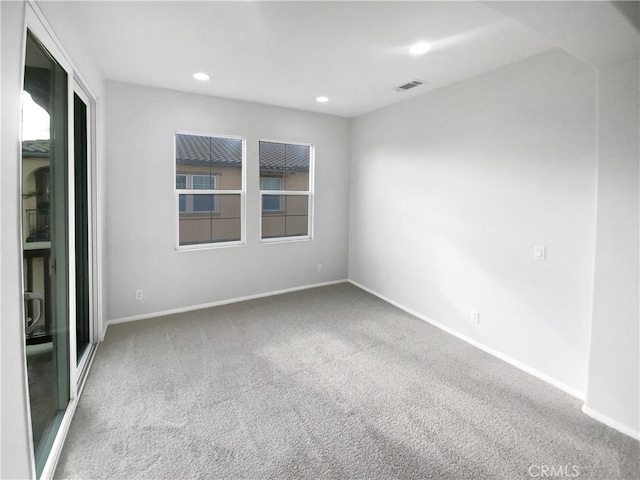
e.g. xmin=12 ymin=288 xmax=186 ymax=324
xmin=175 ymin=240 xmax=245 ymax=252
xmin=260 ymin=236 xmax=312 ymax=245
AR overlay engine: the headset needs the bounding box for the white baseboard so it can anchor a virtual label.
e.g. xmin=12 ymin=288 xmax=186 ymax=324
xmin=107 ymin=279 xmax=348 ymax=327
xmin=582 ymin=404 xmax=640 ymax=440
xmin=348 ymin=279 xmax=585 ymax=401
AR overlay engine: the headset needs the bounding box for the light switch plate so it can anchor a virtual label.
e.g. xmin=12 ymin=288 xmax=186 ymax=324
xmin=534 ymin=245 xmax=546 ymax=260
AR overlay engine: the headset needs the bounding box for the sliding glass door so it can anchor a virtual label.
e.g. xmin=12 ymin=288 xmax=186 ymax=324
xmin=22 ymin=17 xmax=98 ymax=474
xmin=22 ymin=30 xmax=70 ymax=477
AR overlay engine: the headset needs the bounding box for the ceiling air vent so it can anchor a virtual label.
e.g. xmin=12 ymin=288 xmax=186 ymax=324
xmin=395 ymin=79 xmax=426 ymax=92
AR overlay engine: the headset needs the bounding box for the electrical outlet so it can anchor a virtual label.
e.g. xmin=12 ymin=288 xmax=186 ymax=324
xmin=317 ymin=264 xmax=323 ymax=272
xmin=471 ymin=311 xmax=480 ymax=324
xmin=135 ymin=290 xmax=143 ymax=301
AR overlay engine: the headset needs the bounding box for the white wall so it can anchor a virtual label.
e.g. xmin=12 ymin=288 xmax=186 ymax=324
xmin=1 ymin=4 xmax=3 ymax=475
xmin=488 ymin=0 xmax=640 ymax=440
xmin=1 ymin=1 xmax=107 ymax=477
xmin=105 ymin=81 xmax=350 ymax=322
xmin=349 ymin=49 xmax=598 ymax=397
xmin=1 ymin=3 xmax=32 ymax=478
xmin=38 ymin=0 xmax=109 ymax=339
xmin=585 ymin=59 xmax=639 ymax=437
xmin=485 ymin=1 xmax=639 ymax=69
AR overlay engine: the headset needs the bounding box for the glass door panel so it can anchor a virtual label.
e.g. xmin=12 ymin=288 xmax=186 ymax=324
xmin=22 ymin=30 xmax=70 ymax=478
xmin=74 ymin=91 xmax=90 ymax=364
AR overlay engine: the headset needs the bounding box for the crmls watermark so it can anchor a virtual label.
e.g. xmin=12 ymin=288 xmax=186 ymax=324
xmin=528 ymin=465 xmax=580 ymax=478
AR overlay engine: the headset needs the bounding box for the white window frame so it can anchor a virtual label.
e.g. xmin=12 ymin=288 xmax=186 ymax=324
xmin=175 ymin=131 xmax=246 ymax=250
xmin=259 ymin=140 xmax=314 ymax=244
xmin=176 ymin=174 xmax=187 ymax=213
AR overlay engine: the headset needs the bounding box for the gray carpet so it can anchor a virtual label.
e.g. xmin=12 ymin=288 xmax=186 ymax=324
xmin=55 ymin=283 xmax=639 ymax=479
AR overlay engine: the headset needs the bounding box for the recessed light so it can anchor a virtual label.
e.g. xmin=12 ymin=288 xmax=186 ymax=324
xmin=316 ymin=96 xmax=329 ymax=103
xmin=193 ymin=72 xmax=210 ymax=81
xmin=409 ymin=41 xmax=432 ymax=55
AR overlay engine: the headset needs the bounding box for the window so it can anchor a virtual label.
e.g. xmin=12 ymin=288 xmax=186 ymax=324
xmin=175 ymin=133 xmax=244 ymax=247
xmin=260 ymin=177 xmax=282 ymax=211
xmin=259 ymin=141 xmax=313 ymax=241
xmin=176 ymin=174 xmax=219 ymax=213
xmin=192 ymin=174 xmax=214 ymax=190
xmin=175 ymin=174 xmax=187 ymax=189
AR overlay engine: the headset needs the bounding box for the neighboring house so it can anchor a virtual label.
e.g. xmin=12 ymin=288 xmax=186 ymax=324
xmin=21 ymin=139 xmax=52 ymax=341
xmin=22 ymin=139 xmax=50 ymax=244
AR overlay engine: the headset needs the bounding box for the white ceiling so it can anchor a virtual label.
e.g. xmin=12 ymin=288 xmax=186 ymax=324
xmin=486 ymin=1 xmax=639 ymax=69
xmin=40 ymin=1 xmax=562 ymax=117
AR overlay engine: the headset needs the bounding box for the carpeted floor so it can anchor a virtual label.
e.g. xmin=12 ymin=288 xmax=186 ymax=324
xmin=55 ymin=283 xmax=639 ymax=479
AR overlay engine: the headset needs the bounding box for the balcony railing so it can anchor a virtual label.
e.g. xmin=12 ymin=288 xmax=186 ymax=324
xmin=26 ymin=209 xmax=50 ymax=242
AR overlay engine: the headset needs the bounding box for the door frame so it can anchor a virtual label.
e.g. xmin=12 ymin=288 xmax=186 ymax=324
xmin=71 ymin=78 xmax=99 ymax=389
xmin=22 ymin=2 xmax=102 ymax=478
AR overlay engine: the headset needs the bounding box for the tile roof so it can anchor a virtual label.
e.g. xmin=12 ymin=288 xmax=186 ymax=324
xmin=22 ymin=139 xmax=50 ymax=158
xmin=259 ymin=141 xmax=310 ymax=172
xmin=176 ymin=135 xmax=310 ymax=171
xmin=176 ymin=134 xmax=242 ymax=166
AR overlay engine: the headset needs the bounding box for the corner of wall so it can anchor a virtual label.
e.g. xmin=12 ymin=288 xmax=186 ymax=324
xmin=584 ymin=58 xmax=640 ymax=439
